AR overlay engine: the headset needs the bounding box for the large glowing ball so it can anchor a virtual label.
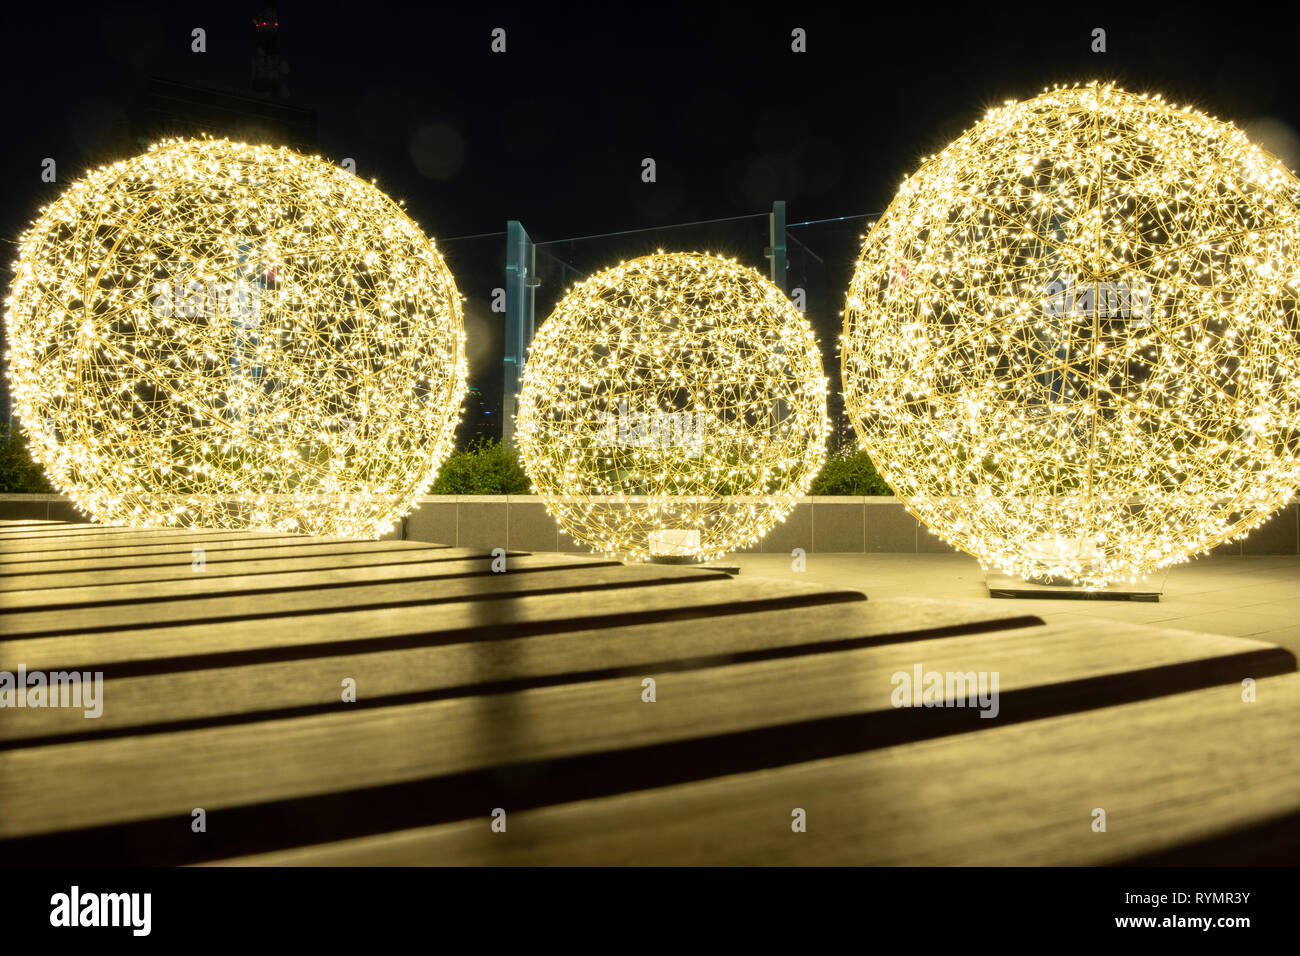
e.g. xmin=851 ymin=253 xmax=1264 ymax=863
xmin=4 ymin=138 xmax=467 ymax=537
xmin=842 ymin=83 xmax=1300 ymax=588
xmin=517 ymin=251 xmax=829 ymax=560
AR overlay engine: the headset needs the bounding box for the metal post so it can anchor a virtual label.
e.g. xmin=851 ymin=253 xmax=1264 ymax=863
xmin=503 ymin=220 xmax=535 ymax=443
xmin=767 ymin=200 xmax=788 ymax=293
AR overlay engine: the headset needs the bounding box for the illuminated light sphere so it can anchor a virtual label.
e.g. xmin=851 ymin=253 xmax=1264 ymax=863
xmin=843 ymin=83 xmax=1300 ymax=588
xmin=517 ymin=251 xmax=830 ymax=561
xmin=4 ymin=138 xmax=467 ymax=537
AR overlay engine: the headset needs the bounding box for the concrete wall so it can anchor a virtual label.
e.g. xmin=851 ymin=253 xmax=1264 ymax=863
xmin=402 ymin=496 xmax=965 ymax=553
xmin=4 ymin=493 xmax=1298 ymax=555
xmin=0 ymin=494 xmax=91 ymax=524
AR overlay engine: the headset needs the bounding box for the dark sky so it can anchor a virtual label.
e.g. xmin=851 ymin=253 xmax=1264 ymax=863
xmin=3 ymin=1 xmax=1297 ymax=430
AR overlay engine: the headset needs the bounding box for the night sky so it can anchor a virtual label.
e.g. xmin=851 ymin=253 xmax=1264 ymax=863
xmin=2 ymin=1 xmax=1296 ymax=434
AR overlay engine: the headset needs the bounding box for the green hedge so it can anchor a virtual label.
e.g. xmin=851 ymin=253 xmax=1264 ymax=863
xmin=0 ymin=428 xmax=894 ymax=498
xmin=429 ymin=440 xmax=893 ymax=496
xmin=808 ymin=446 xmax=893 ymax=496
xmin=0 ymin=424 xmax=53 ymax=494
xmin=428 ymin=438 xmax=532 ymax=494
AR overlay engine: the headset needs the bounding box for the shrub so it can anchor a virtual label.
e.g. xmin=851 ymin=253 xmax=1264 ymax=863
xmin=809 ymin=445 xmax=893 ymax=496
xmin=0 ymin=427 xmax=894 ymax=498
xmin=0 ymin=424 xmax=53 ymax=494
xmin=429 ymin=438 xmax=532 ymax=494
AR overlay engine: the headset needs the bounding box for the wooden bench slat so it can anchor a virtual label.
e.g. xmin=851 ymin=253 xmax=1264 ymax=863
xmin=0 ymin=561 xmax=737 ymax=638
xmin=0 ymin=523 xmax=123 ymax=538
xmin=206 ymin=672 xmax=1300 ymax=866
xmin=0 ymin=522 xmax=292 ymax=536
xmin=0 ymin=534 xmax=405 ymax=565
xmin=1 ymin=576 xmax=863 ymax=673
xmin=0 ymin=524 xmax=270 ymax=541
xmin=0 ymin=529 xmax=302 ymax=555
xmin=0 ymin=597 xmax=1039 ymax=743
xmin=0 ymin=546 xmax=491 ymax=590
xmin=0 ymin=553 xmax=618 ymax=610
xmin=0 ymin=621 xmax=1287 ymax=848
xmin=0 ymin=540 xmax=444 ymax=578
xmin=0 ymin=524 xmax=284 ymax=540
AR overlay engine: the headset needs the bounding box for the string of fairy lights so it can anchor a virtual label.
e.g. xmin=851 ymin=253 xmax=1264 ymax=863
xmin=516 ymin=252 xmax=830 ymax=560
xmin=4 ymin=138 xmax=467 ymax=537
xmin=841 ymin=83 xmax=1300 ymax=587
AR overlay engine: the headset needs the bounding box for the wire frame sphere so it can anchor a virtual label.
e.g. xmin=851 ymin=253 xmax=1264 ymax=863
xmin=843 ymin=83 xmax=1300 ymax=587
xmin=4 ymin=138 xmax=467 ymax=537
xmin=517 ymin=251 xmax=830 ymax=560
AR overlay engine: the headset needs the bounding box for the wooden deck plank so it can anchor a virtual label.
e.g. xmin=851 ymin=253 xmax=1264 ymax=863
xmin=208 ymin=672 xmax=1300 ymax=866
xmin=0 ymin=523 xmax=129 ymax=538
xmin=0 ymin=552 xmax=619 ymax=610
xmin=0 ymin=562 xmax=737 ymax=638
xmin=0 ymin=533 xmax=401 ymax=564
xmin=0 ymin=577 xmax=861 ymax=674
xmin=0 ymin=621 xmax=1288 ymax=847
xmin=0 ymin=523 xmax=272 ymax=541
xmin=0 ymin=597 xmax=1040 ymax=743
xmin=0 ymin=529 xmax=301 ymax=555
xmin=0 ymin=541 xmax=478 ymax=587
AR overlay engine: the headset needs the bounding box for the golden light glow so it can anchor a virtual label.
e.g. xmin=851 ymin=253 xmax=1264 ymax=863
xmin=4 ymin=138 xmax=467 ymax=537
xmin=843 ymin=83 xmax=1300 ymax=587
xmin=518 ymin=251 xmax=829 ymax=560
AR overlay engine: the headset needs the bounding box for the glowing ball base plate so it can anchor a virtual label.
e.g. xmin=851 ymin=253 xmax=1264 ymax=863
xmin=985 ymin=572 xmax=1164 ymax=602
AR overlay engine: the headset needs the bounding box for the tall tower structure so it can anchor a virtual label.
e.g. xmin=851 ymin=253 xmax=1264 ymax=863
xmin=252 ymin=6 xmax=289 ymax=100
